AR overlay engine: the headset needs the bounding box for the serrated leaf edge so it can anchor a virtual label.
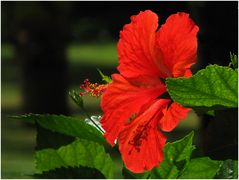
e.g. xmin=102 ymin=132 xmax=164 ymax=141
xmin=34 ymin=139 xmax=114 ymax=178
xmin=166 ymin=64 xmax=238 ymax=108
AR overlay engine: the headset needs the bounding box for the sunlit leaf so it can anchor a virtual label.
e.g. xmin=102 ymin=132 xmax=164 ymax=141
xmin=151 ymin=131 xmax=195 ymax=178
xmin=151 ymin=160 xmax=179 ymax=179
xmin=12 ymin=114 xmax=106 ymax=145
xmin=35 ymin=139 xmax=114 ymax=179
xmin=166 ymin=65 xmax=238 ymax=109
xmin=179 ymin=157 xmax=222 ymax=179
xmin=164 ymin=131 xmax=195 ymax=163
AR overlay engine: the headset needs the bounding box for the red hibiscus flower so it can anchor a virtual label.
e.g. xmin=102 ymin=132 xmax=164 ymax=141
xmin=100 ymin=10 xmax=199 ymax=173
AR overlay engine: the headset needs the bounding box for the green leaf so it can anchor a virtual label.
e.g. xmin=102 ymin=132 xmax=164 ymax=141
xmin=35 ymin=139 xmax=114 ymax=179
xmin=36 ymin=123 xmax=75 ymax=150
xmin=97 ymin=69 xmax=112 ymax=83
xmin=229 ymin=52 xmax=238 ymax=69
xmin=166 ymin=65 xmax=238 ymax=109
xmin=35 ymin=166 xmax=105 ymax=179
xmin=179 ymin=157 xmax=222 ymax=179
xmin=206 ymin=110 xmax=215 ymax=116
xmin=151 ymin=161 xmax=179 ymax=179
xmin=152 ymin=131 xmax=195 ymax=178
xmin=122 ymin=166 xmax=150 ymax=179
xmin=13 ymin=114 xmax=106 ymax=145
xmin=215 ymin=159 xmax=238 ymax=179
xmin=69 ymin=90 xmax=84 ymax=108
xmin=165 ymin=131 xmax=195 ymax=163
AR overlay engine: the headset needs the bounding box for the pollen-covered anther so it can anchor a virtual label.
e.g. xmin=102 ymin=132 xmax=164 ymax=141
xmin=79 ymin=79 xmax=107 ymax=97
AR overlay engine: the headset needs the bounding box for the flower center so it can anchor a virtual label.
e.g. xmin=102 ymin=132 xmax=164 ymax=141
xmin=80 ymin=79 xmax=107 ymax=97
xmin=128 ymin=122 xmax=151 ymax=154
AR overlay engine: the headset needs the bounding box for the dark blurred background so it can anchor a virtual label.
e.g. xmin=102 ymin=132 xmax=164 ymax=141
xmin=1 ymin=1 xmax=238 ymax=178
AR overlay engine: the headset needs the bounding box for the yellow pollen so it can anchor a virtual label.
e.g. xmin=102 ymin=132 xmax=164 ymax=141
xmin=80 ymin=79 xmax=107 ymax=97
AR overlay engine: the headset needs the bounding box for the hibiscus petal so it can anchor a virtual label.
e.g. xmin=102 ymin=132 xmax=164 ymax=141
xmin=184 ymin=68 xmax=192 ymax=78
xmin=159 ymin=102 xmax=191 ymax=132
xmin=156 ymin=12 xmax=199 ymax=78
xmin=101 ymin=74 xmax=166 ymax=146
xmin=117 ymin=10 xmax=168 ymax=79
xmin=118 ymin=100 xmax=169 ymax=173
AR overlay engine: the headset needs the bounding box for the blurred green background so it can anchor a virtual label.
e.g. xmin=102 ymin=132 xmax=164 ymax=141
xmin=1 ymin=1 xmax=237 ymax=178
xmin=1 ymin=42 xmax=118 ymax=178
